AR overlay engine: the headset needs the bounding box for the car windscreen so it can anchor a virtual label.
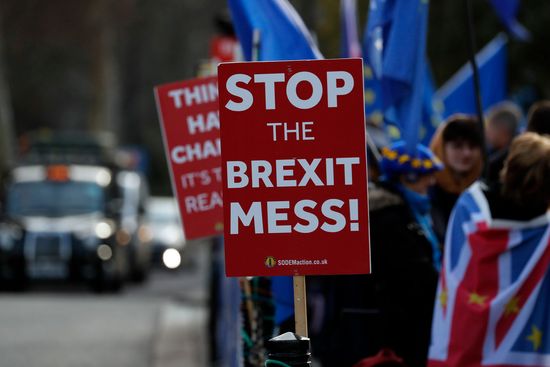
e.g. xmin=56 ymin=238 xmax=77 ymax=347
xmin=7 ymin=181 xmax=105 ymax=217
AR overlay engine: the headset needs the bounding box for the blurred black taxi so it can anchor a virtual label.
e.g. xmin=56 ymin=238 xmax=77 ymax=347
xmin=0 ymin=163 xmax=128 ymax=292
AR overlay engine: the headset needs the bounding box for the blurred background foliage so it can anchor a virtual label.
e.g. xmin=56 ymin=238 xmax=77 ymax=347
xmin=1 ymin=0 xmax=548 ymax=193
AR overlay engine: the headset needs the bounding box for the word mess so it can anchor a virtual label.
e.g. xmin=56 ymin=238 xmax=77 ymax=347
xmin=229 ymin=199 xmax=359 ymax=234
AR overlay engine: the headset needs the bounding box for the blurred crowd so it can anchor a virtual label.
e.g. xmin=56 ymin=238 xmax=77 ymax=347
xmin=307 ymin=100 xmax=550 ymax=367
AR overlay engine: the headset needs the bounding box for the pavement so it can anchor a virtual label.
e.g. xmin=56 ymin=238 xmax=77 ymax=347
xmin=152 ymin=302 xmax=208 ymax=367
xmin=150 ymin=239 xmax=211 ymax=367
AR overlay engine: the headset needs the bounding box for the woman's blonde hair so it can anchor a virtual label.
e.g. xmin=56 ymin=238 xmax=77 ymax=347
xmin=501 ymin=132 xmax=550 ymax=208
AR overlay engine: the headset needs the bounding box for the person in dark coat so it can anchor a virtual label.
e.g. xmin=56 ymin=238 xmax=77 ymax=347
xmin=526 ymin=99 xmax=550 ymax=136
xmin=429 ymin=115 xmax=484 ymax=243
xmin=321 ymin=141 xmax=443 ymax=367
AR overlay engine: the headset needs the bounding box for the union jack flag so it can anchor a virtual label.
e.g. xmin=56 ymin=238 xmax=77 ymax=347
xmin=429 ymin=182 xmax=550 ymax=367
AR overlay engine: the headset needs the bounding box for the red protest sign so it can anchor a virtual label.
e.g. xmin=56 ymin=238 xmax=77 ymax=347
xmin=218 ymin=58 xmax=370 ymax=277
xmin=155 ymin=76 xmax=223 ymax=240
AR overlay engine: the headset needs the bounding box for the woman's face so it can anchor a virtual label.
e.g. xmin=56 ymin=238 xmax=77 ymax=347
xmin=444 ymin=140 xmax=482 ymax=175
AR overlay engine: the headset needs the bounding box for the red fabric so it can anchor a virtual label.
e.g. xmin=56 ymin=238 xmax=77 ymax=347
xmin=353 ymin=348 xmax=407 ymax=367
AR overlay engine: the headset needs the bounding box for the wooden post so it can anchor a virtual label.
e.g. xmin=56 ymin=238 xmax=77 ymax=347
xmin=241 ymin=277 xmax=257 ymax=341
xmin=293 ymin=275 xmax=308 ymax=337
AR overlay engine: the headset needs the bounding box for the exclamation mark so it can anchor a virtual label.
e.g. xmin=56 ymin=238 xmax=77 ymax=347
xmin=349 ymin=199 xmax=359 ymax=231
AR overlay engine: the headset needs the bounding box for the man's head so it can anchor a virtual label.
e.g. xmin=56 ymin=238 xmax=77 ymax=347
xmin=485 ymin=101 xmax=522 ymax=151
xmin=526 ymin=100 xmax=550 ymax=136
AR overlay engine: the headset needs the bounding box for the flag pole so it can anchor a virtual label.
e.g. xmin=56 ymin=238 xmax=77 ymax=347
xmin=464 ymin=0 xmax=489 ymax=179
xmin=252 ymin=29 xmax=261 ymax=62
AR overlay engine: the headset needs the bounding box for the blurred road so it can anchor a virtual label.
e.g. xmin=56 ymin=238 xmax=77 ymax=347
xmin=0 ymin=240 xmax=211 ymax=367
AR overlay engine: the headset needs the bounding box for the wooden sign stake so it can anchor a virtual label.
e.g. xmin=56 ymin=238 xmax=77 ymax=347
xmin=293 ymin=275 xmax=308 ymax=337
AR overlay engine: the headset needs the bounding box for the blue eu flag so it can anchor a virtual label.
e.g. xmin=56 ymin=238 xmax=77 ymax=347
xmin=227 ymin=0 xmax=322 ymax=61
xmin=435 ymin=34 xmax=508 ymax=119
xmin=488 ymin=0 xmax=530 ymax=40
xmin=364 ymin=0 xmax=431 ymax=152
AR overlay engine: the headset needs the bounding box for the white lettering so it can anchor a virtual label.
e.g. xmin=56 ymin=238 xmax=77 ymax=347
xmin=327 ymin=71 xmax=354 ymax=108
xmin=275 ymin=159 xmax=296 ymax=187
xmin=227 ymin=161 xmax=249 ymax=188
xmin=286 ymin=71 xmax=323 ymax=109
xmin=320 ymin=199 xmax=346 ymax=232
xmin=254 ymin=73 xmax=285 ymax=110
xmin=225 ymin=74 xmax=253 ymax=111
xmin=267 ymin=201 xmax=291 ymax=233
xmin=170 ymin=139 xmax=221 ymax=164
xmin=298 ymin=159 xmax=323 ymax=186
xmin=294 ymin=200 xmax=318 ymax=233
xmin=230 ymin=202 xmax=263 ymax=234
xmin=336 ymin=157 xmax=360 ymax=185
xmin=251 ymin=160 xmax=274 ymax=188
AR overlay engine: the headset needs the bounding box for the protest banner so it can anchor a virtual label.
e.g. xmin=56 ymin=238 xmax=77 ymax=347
xmin=155 ymin=76 xmax=223 ymax=239
xmin=218 ymin=58 xmax=370 ymax=277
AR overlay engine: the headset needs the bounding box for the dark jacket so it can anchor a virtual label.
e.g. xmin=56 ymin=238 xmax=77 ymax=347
xmin=322 ymin=182 xmax=439 ymax=367
xmin=430 ymin=184 xmax=459 ymax=243
xmin=487 ymin=148 xmax=508 ymax=186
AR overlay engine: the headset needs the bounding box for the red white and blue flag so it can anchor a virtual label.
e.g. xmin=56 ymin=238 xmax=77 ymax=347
xmin=429 ymin=182 xmax=550 ymax=367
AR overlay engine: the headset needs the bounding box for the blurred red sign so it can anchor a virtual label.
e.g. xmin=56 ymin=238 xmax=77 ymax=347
xmin=155 ymin=76 xmax=223 ymax=240
xmin=218 ymin=58 xmax=370 ymax=276
xmin=209 ymin=36 xmax=239 ymax=63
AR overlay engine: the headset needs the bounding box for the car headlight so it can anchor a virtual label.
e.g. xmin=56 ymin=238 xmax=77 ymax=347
xmin=162 ymin=248 xmax=181 ymax=269
xmin=0 ymin=224 xmax=22 ymax=250
xmin=95 ymin=221 xmax=113 ymax=239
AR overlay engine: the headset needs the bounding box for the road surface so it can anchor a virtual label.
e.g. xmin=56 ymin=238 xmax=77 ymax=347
xmin=0 ymin=239 xmax=211 ymax=367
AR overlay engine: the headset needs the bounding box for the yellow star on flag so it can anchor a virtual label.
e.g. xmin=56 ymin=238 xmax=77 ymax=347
xmin=387 ymin=125 xmax=401 ymax=139
xmin=433 ymin=99 xmax=445 ymax=114
xmin=368 ymin=111 xmax=384 ymax=126
xmin=527 ymin=325 xmax=542 ymax=351
xmin=504 ymin=297 xmax=520 ymax=316
xmin=439 ymin=290 xmax=448 ymax=307
xmin=364 ymin=89 xmax=376 ymax=105
xmin=364 ymin=65 xmax=373 ymax=79
xmin=468 ymin=292 xmax=488 ymax=306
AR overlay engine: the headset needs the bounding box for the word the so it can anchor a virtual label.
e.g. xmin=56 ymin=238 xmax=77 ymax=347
xmin=266 ymin=121 xmax=314 ymax=141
